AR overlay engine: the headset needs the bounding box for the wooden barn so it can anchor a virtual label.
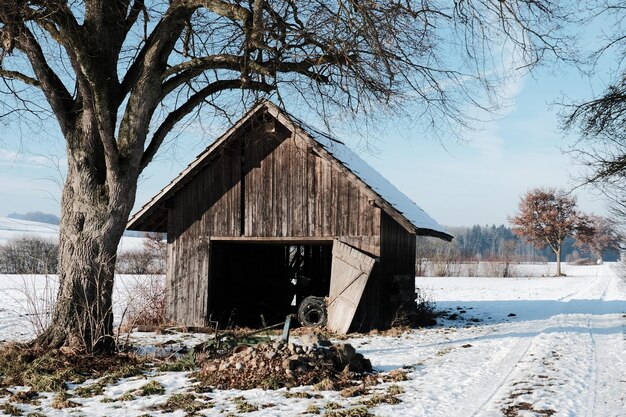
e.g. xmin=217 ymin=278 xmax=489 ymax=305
xmin=127 ymin=101 xmax=452 ymax=333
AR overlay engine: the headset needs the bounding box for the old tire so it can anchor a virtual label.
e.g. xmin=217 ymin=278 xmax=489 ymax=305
xmin=297 ymin=296 xmax=327 ymax=327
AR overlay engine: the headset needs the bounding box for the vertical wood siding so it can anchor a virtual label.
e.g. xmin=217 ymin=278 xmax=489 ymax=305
xmin=379 ymin=211 xmax=417 ymax=321
xmin=165 ymin=137 xmax=242 ymax=325
xmin=165 ymin=115 xmax=416 ymax=328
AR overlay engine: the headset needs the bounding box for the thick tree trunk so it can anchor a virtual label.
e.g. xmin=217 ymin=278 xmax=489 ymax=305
xmin=556 ymin=247 xmax=562 ymax=277
xmin=35 ymin=131 xmax=139 ymax=353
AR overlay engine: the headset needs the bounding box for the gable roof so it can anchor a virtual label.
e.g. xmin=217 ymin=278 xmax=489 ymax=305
xmin=127 ymin=101 xmax=452 ymax=241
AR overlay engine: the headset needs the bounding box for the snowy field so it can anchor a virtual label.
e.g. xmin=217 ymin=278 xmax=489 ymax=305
xmin=0 ymin=263 xmax=625 ymax=416
xmin=0 ymin=217 xmax=146 ymax=251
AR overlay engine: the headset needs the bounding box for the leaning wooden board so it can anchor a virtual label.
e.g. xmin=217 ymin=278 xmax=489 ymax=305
xmin=326 ymin=240 xmax=376 ymax=334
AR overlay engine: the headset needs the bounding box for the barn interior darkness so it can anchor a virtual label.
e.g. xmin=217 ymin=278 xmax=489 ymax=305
xmin=209 ymin=241 xmax=333 ymax=326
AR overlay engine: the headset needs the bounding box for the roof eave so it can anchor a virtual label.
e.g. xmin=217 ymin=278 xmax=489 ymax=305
xmin=415 ymin=228 xmax=454 ymax=242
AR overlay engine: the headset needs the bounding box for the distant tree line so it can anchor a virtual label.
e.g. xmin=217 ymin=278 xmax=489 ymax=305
xmin=0 ymin=237 xmax=59 ymax=274
xmin=0 ymin=233 xmax=166 ymax=275
xmin=418 ymin=224 xmax=620 ymax=263
xmin=7 ymin=212 xmax=60 ymax=225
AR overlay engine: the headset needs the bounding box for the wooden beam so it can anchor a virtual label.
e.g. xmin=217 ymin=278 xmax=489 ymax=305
xmin=209 ymin=236 xmax=334 ymax=244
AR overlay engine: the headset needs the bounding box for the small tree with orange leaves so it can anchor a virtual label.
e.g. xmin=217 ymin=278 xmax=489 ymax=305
xmin=509 ymin=188 xmax=591 ymax=276
xmin=575 ymin=215 xmax=623 ymax=262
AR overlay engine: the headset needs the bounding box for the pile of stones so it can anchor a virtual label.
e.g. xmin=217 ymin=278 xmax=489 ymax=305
xmin=195 ymin=334 xmax=372 ymax=390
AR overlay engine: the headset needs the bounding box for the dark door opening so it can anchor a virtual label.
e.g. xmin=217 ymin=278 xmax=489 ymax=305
xmin=209 ymin=241 xmax=332 ymax=327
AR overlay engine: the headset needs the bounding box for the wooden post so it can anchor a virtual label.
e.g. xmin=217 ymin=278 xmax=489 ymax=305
xmin=281 ymin=315 xmax=292 ymax=342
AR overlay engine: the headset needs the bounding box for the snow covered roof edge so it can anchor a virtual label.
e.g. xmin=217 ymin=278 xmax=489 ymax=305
xmin=274 ymin=107 xmax=451 ymax=240
xmin=128 ymin=100 xmax=452 ymax=240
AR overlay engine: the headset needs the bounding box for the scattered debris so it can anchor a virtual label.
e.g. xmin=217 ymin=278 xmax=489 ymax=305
xmin=195 ymin=337 xmax=372 ymax=390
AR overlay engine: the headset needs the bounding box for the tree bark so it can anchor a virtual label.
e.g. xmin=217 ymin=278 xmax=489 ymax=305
xmin=35 ymin=127 xmax=139 ymax=353
xmin=556 ymin=247 xmax=562 ymax=277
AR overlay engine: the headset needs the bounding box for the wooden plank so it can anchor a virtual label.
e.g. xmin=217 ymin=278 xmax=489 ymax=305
xmin=306 ymin=146 xmax=315 ymax=236
xmin=327 ymin=240 xmax=376 ymax=334
xmin=209 ymin=236 xmax=333 ymax=244
xmin=195 ymin=237 xmax=210 ymax=326
xmin=165 ymin=241 xmax=176 ymax=322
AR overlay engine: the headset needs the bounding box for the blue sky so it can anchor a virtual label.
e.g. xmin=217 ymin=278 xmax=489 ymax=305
xmin=356 ymin=66 xmax=609 ymax=226
xmin=0 ymin=26 xmax=614 ymax=227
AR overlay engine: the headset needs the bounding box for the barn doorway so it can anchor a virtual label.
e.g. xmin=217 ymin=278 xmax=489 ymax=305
xmin=209 ymin=240 xmax=333 ymax=327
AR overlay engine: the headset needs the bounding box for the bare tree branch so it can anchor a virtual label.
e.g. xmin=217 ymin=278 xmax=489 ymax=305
xmin=0 ymin=69 xmax=39 ymax=87
xmin=14 ymin=25 xmax=75 ymax=135
xmin=142 ymin=78 xmax=273 ymax=168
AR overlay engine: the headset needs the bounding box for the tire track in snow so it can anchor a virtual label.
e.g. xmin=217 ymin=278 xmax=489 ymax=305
xmin=467 ymin=265 xmax=613 ymax=417
xmin=466 ymin=332 xmax=536 ymax=417
xmin=587 ymin=264 xmax=626 ymax=417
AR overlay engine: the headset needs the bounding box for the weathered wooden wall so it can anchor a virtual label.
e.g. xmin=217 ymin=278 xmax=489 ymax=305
xmin=241 ymin=122 xmax=381 ymax=254
xmin=165 ymin=135 xmax=242 ymax=325
xmin=379 ymin=211 xmax=417 ymax=321
xmin=165 ymin=115 xmax=388 ymax=326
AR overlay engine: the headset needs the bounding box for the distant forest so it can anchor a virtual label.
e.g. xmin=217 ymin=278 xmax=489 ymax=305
xmin=7 ymin=211 xmax=60 ymax=225
xmin=418 ymin=224 xmax=620 ymax=262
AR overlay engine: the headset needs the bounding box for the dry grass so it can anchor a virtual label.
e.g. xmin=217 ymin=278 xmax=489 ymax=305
xmin=383 ymin=369 xmax=409 ymax=382
xmin=8 ymin=390 xmax=40 ymax=405
xmin=152 ymin=393 xmax=212 ymax=414
xmin=137 ymin=380 xmax=165 ymax=396
xmin=387 ymin=384 xmax=405 ymax=395
xmin=51 ymin=391 xmax=80 ymax=409
xmin=0 ymin=341 xmax=151 ymax=416
xmin=233 ymin=395 xmax=259 ymax=413
xmin=284 ymin=391 xmax=323 ymax=399
xmin=0 ymin=403 xmax=23 ymax=416
xmin=304 ymin=403 xmax=321 ymax=414
xmin=323 ymin=406 xmax=375 ymax=417
xmin=358 ymin=393 xmax=402 ymax=406
xmin=339 ymin=385 xmax=368 ymax=398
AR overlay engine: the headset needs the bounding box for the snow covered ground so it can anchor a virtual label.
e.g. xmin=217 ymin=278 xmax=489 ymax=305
xmin=0 ymin=216 xmax=147 ymax=251
xmin=0 ymin=263 xmax=624 ymax=416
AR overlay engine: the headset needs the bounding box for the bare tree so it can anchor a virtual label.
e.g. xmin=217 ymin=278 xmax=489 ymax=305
xmin=1 ymin=1 xmax=569 ymax=352
xmin=0 ymin=237 xmax=58 ymax=274
xmin=509 ymin=188 xmax=590 ymax=276
xmin=117 ymin=232 xmax=166 ymax=274
xmin=562 ymin=3 xmax=626 ymax=219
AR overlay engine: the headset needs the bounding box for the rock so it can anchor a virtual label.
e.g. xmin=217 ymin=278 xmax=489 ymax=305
xmin=283 ymin=358 xmax=300 ymax=371
xmin=195 ymin=338 xmax=376 ymax=391
xmin=300 ymin=333 xmax=331 ymax=348
xmin=233 ymin=344 xmax=250 ymax=354
xmin=348 ymin=354 xmax=372 ymax=373
xmin=334 ymin=344 xmax=356 ymax=369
